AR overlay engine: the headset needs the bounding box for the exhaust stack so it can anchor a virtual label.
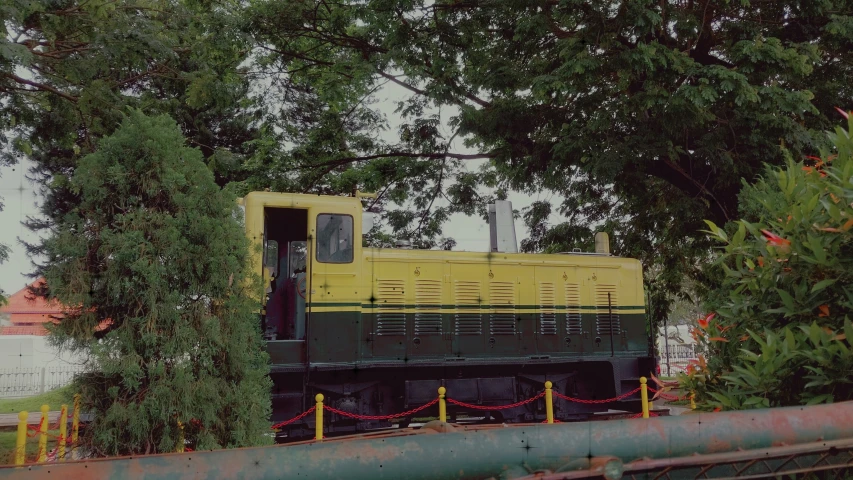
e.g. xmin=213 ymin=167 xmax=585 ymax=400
xmin=595 ymin=232 xmax=611 ymax=254
xmin=488 ymin=200 xmax=518 ymax=253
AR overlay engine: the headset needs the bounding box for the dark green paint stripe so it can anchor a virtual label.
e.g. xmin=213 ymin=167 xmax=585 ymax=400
xmin=309 ymin=303 xmax=646 ymax=310
xmin=359 ymin=304 xmax=645 ymax=310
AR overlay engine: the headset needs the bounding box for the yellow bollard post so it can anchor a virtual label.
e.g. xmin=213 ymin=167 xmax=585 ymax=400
xmin=176 ymin=421 xmax=184 ymax=453
xmin=71 ymin=394 xmax=80 ymax=445
xmin=544 ymin=381 xmax=554 ymax=424
xmin=438 ymin=387 xmax=447 ymax=423
xmin=315 ymin=394 xmax=324 ymax=441
xmin=690 ymin=392 xmax=697 ymax=410
xmin=58 ymin=404 xmax=67 ymax=461
xmin=15 ymin=411 xmax=28 ymax=466
xmin=37 ymin=405 xmax=48 ymax=463
xmin=640 ymin=377 xmax=650 ymax=419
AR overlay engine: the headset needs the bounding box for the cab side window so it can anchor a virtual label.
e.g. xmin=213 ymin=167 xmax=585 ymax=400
xmin=316 ymin=214 xmax=353 ymax=263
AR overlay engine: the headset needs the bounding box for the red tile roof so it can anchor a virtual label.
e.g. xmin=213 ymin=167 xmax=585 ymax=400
xmin=0 ymin=278 xmax=64 ymax=318
xmin=0 ymin=325 xmax=48 ymax=335
xmin=1 ymin=279 xmax=64 ymax=335
xmin=2 ymin=279 xmax=114 ymax=336
xmin=4 ymin=313 xmax=60 ymax=324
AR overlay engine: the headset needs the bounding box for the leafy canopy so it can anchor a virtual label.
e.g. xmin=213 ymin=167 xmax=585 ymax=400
xmin=0 ymin=0 xmax=264 ymax=254
xmin=41 ymin=110 xmax=272 ymax=455
xmin=246 ymin=0 xmax=853 ymax=325
xmin=683 ymin=112 xmax=853 ymax=410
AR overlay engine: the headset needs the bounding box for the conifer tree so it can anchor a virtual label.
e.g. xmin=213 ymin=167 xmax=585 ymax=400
xmin=41 ymin=110 xmax=271 ymax=455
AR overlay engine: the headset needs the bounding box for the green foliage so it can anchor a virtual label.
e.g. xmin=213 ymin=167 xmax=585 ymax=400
xmin=245 ymin=0 xmax=853 ymax=330
xmin=682 ymin=113 xmax=853 ymax=410
xmin=41 ymin=110 xmax=271 ymax=455
xmin=0 ymin=0 xmax=265 ymax=262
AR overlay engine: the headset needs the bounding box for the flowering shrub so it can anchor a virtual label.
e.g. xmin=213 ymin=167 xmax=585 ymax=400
xmin=681 ymin=111 xmax=853 ymax=410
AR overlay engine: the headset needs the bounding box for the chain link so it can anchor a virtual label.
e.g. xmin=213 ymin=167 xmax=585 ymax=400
xmin=552 ymin=387 xmax=641 ymax=404
xmin=446 ymin=391 xmax=545 ymax=411
xmin=324 ymin=398 xmax=438 ymax=421
xmin=271 ymin=405 xmax=316 ymax=430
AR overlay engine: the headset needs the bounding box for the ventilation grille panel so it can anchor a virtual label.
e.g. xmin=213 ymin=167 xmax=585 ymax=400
xmin=490 ymin=281 xmax=516 ymax=335
xmin=565 ymin=283 xmax=582 ymax=335
xmin=539 ymin=282 xmax=557 ymax=335
xmin=595 ymin=284 xmax=620 ymax=336
xmin=376 ymin=279 xmax=406 ymax=336
xmin=415 ymin=279 xmax=442 ymax=335
xmin=454 ymin=280 xmax=482 ymax=335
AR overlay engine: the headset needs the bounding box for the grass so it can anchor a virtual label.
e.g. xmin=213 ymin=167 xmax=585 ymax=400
xmin=0 ymin=386 xmax=78 ymax=465
xmin=0 ymin=386 xmax=75 ymax=415
xmin=0 ymin=431 xmax=64 ymax=465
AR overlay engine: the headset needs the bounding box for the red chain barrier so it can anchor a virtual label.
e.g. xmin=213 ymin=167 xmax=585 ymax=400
xmin=271 ymin=405 xmax=316 ymax=430
xmin=552 ymin=387 xmax=641 ymax=404
xmin=324 ymin=398 xmax=439 ymax=421
xmin=269 ymin=381 xmax=654 ymax=431
xmin=446 ymin=391 xmax=545 ymax=411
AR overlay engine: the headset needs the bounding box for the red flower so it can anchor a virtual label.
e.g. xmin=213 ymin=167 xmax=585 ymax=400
xmin=835 ymin=107 xmax=850 ymax=120
xmin=761 ymin=229 xmax=791 ymax=248
xmin=697 ymin=312 xmax=715 ymax=329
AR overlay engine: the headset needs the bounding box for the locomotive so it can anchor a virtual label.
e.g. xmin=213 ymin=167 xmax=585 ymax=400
xmin=238 ymin=191 xmax=655 ymax=439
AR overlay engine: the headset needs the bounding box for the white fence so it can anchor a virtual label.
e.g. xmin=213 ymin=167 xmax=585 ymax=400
xmin=659 ymin=344 xmax=701 ymax=376
xmin=0 ymin=366 xmax=85 ymax=398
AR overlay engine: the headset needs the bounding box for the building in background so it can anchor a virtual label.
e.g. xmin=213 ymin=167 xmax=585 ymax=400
xmin=0 ymin=279 xmax=83 ymax=397
xmin=656 ymin=324 xmax=699 ymax=376
xmin=0 ymin=278 xmax=61 ymax=337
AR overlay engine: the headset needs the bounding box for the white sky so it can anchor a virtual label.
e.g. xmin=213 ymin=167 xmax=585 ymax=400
xmin=0 ymin=156 xmax=42 ymax=296
xmin=0 ymin=83 xmax=566 ymax=297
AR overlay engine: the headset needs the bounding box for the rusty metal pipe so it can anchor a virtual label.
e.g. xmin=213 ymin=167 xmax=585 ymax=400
xmin=3 ymin=402 xmax=853 ymax=480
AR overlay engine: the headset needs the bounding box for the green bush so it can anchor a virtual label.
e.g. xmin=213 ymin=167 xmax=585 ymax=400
xmin=682 ymin=111 xmax=853 ymax=410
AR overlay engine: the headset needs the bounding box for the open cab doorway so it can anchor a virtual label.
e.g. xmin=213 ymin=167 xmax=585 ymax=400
xmin=241 ymin=192 xmax=370 ymax=367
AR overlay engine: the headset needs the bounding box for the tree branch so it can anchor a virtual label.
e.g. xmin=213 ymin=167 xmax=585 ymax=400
xmin=645 ymin=156 xmax=732 ymax=223
xmin=377 ymin=70 xmax=428 ymax=96
xmin=2 ymin=72 xmax=78 ymax=102
xmin=297 ymin=151 xmax=495 ymax=170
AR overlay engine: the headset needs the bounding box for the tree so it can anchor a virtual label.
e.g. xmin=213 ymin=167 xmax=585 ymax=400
xmin=1 ymin=0 xmax=266 ymax=263
xmin=683 ymin=111 xmax=853 ymax=410
xmin=40 ymin=110 xmax=271 ymax=455
xmin=246 ymin=0 xmax=853 ymax=327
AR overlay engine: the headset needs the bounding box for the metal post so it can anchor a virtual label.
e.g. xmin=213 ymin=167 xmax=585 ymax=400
xmin=58 ymin=404 xmax=67 ymax=461
xmin=640 ymin=377 xmax=649 ymax=419
xmin=664 ymin=316 xmax=671 ymax=376
xmin=176 ymin=421 xmax=184 ymax=453
xmin=15 ymin=411 xmax=28 ymax=466
xmin=544 ymin=381 xmax=554 ymax=424
xmin=71 ymin=394 xmax=80 ymax=445
xmin=438 ymin=387 xmax=447 ymax=423
xmin=37 ymin=404 xmax=48 ymax=462
xmin=315 ymin=393 xmax=324 ymax=441
xmin=39 ymin=367 xmax=46 ymax=394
